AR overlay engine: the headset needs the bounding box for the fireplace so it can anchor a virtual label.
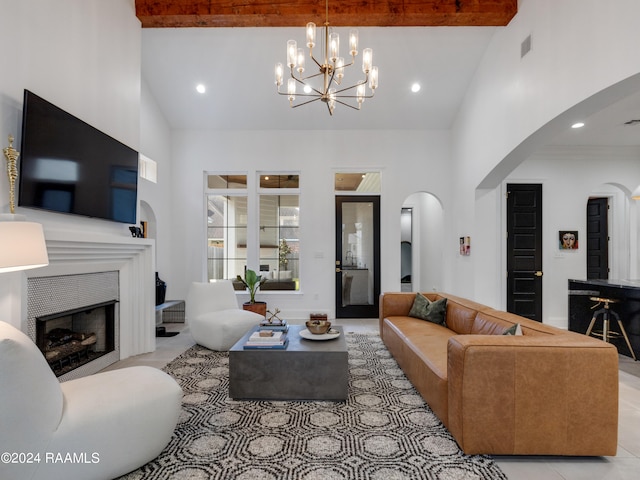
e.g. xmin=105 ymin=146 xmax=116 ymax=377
xmin=27 ymin=271 xmax=122 ymax=381
xmin=35 ymin=300 xmax=117 ymax=377
xmin=1 ymin=230 xmax=157 ymax=382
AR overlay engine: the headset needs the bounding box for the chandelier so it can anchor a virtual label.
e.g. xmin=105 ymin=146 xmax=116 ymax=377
xmin=274 ymin=0 xmax=378 ymax=115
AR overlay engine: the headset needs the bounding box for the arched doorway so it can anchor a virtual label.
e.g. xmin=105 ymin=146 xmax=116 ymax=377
xmin=401 ymin=192 xmax=444 ymax=292
xmin=587 ymin=183 xmax=631 ymax=280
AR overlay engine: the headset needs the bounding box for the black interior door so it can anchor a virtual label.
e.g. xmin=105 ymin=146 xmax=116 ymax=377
xmin=586 ymin=198 xmax=609 ymax=279
xmin=335 ymin=196 xmax=380 ymax=318
xmin=506 ymin=184 xmax=543 ymax=322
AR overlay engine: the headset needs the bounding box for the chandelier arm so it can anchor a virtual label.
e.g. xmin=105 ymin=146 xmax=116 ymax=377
xmin=308 ymin=52 xmax=324 ymax=70
xmin=326 ymin=65 xmax=339 ymax=91
xmin=297 ymin=71 xmax=324 ymax=82
xmin=291 ymin=74 xmax=319 ymax=86
xmin=289 ymin=68 xmax=323 ymax=83
xmin=334 ymin=92 xmax=375 ymax=99
xmin=332 ymin=79 xmax=368 ymax=96
xmin=290 ymin=75 xmax=324 ymax=96
xmin=291 ymin=97 xmax=324 ymax=108
xmin=340 ymin=58 xmax=356 ymax=69
xmin=332 ymin=98 xmax=361 ymax=111
xmin=276 ymin=90 xmax=326 ymax=101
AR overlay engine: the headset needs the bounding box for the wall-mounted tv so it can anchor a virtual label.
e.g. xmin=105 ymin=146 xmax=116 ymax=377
xmin=18 ymin=90 xmax=138 ymax=224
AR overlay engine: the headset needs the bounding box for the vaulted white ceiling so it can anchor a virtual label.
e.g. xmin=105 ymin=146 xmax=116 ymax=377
xmin=141 ymin=26 xmax=640 ymax=146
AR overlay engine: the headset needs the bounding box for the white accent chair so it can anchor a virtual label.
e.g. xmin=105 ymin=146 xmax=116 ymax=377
xmin=0 ymin=321 xmax=182 ymax=480
xmin=187 ymin=280 xmax=264 ymax=351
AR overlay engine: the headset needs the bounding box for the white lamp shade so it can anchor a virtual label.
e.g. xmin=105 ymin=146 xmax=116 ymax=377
xmin=0 ymin=219 xmax=49 ymax=273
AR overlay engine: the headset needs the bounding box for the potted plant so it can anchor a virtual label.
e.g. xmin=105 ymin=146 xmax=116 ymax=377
xmin=237 ymin=269 xmax=267 ymax=316
xmin=277 ymin=239 xmax=293 ymax=280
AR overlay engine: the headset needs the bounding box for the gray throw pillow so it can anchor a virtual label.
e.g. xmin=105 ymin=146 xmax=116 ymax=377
xmin=408 ymin=293 xmax=447 ymax=326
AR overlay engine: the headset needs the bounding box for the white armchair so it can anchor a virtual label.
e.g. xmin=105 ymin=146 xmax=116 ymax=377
xmin=0 ymin=321 xmax=182 ymax=480
xmin=186 ymin=280 xmax=264 ymax=351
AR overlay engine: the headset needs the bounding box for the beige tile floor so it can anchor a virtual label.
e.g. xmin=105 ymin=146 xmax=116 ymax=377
xmin=107 ymin=318 xmax=640 ymax=480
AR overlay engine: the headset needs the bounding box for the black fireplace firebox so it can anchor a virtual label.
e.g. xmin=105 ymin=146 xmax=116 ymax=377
xmin=36 ymin=300 xmax=117 ymax=377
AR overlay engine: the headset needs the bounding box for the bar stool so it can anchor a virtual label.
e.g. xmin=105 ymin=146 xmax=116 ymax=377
xmin=586 ymin=296 xmax=636 ymax=360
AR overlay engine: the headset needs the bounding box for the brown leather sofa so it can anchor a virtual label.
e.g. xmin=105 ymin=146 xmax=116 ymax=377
xmin=379 ymin=292 xmax=619 ymax=456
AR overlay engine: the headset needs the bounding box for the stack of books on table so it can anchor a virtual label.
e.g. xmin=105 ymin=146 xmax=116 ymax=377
xmin=243 ymin=330 xmax=289 ymax=350
xmin=259 ymin=319 xmax=288 ymax=333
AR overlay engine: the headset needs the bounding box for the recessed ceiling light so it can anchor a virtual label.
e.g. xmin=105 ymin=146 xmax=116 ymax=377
xmin=196 ymin=84 xmax=206 ymax=94
xmin=571 ymin=122 xmax=585 ymax=129
xmin=303 ymin=85 xmax=312 ymax=94
xmin=411 ymin=83 xmax=421 ymax=93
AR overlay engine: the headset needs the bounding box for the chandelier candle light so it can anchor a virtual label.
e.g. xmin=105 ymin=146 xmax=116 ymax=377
xmin=275 ymin=0 xmax=378 ymax=115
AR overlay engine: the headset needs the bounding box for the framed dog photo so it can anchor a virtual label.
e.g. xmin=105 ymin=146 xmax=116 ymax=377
xmin=559 ymin=231 xmax=578 ymax=250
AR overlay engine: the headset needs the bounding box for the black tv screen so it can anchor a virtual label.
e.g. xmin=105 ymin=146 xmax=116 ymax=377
xmin=19 ymin=90 xmax=138 ymax=224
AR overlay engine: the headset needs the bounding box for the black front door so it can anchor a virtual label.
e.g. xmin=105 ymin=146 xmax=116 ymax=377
xmin=506 ymin=184 xmax=543 ymax=322
xmin=335 ymin=196 xmax=380 ymax=318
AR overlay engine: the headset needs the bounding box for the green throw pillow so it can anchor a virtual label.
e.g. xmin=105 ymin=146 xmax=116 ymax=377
xmin=408 ymin=293 xmax=447 ymax=326
xmin=503 ymin=323 xmax=522 ymax=335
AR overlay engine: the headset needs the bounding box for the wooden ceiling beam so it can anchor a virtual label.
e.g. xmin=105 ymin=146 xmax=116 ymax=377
xmin=135 ymin=1 xmax=517 ymax=28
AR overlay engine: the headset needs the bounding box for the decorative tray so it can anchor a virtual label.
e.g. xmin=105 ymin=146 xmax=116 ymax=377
xmin=299 ymin=328 xmax=340 ymax=341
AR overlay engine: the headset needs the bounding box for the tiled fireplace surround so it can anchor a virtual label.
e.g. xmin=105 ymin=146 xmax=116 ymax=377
xmin=18 ymin=230 xmax=156 ymax=380
xmin=28 ymin=271 xmax=119 ymax=381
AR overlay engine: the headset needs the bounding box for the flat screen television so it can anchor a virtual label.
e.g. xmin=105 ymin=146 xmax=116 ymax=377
xmin=18 ymin=90 xmax=138 ymax=224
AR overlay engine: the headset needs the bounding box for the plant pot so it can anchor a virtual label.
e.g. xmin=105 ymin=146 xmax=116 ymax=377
xmin=243 ymin=301 xmax=267 ymax=317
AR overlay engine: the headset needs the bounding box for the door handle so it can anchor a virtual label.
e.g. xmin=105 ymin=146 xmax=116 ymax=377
xmin=535 ymin=271 xmax=543 ymax=277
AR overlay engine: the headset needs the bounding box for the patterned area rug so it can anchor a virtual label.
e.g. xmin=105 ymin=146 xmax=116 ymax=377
xmin=119 ymin=333 xmax=506 ymax=480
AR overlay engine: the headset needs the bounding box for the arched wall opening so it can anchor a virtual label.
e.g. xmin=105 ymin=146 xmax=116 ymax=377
xmin=588 ymin=183 xmax=632 ymax=281
xmin=401 ymin=192 xmax=444 ymax=293
xmin=468 ymin=74 xmax=640 ymax=324
xmin=139 ymin=200 xmax=157 ymax=242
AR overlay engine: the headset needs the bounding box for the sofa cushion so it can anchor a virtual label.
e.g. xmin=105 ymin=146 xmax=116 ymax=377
xmin=443 ymin=302 xmax=479 ymax=334
xmin=408 ymin=293 xmax=447 ymax=325
xmin=470 ymin=311 xmax=514 ymax=335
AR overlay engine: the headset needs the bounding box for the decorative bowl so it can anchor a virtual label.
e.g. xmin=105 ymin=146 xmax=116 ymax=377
xmin=306 ymin=320 xmax=331 ymax=335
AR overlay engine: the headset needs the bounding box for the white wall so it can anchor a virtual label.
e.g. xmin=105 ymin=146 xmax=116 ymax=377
xmin=5 ymin=0 xmax=640 ymax=327
xmin=0 ymin=0 xmax=143 ymax=322
xmin=504 ymin=146 xmax=640 ymax=328
xmin=403 ymin=192 xmax=444 ymax=292
xmin=450 ymin=0 xmax=640 ymax=305
xmin=168 ymin=129 xmax=451 ymax=319
xmin=0 ymin=0 xmax=141 ymax=235
xmin=139 ymin=78 xmax=175 ymax=295
xmin=165 ymin=0 xmax=640 ymax=321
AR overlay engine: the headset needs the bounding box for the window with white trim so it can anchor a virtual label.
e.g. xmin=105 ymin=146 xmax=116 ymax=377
xmin=206 ymin=173 xmax=300 ymax=291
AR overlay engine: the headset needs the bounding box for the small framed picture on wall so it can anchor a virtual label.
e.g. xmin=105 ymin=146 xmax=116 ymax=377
xmin=559 ymin=231 xmax=578 ymax=250
xmin=459 ymin=236 xmax=471 ymax=256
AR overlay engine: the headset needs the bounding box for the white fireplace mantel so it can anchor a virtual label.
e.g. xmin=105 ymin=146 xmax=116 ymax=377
xmin=2 ymin=228 xmax=156 ymax=361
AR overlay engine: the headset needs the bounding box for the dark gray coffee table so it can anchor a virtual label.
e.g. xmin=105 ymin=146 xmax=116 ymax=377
xmin=229 ymin=324 xmax=348 ymax=401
